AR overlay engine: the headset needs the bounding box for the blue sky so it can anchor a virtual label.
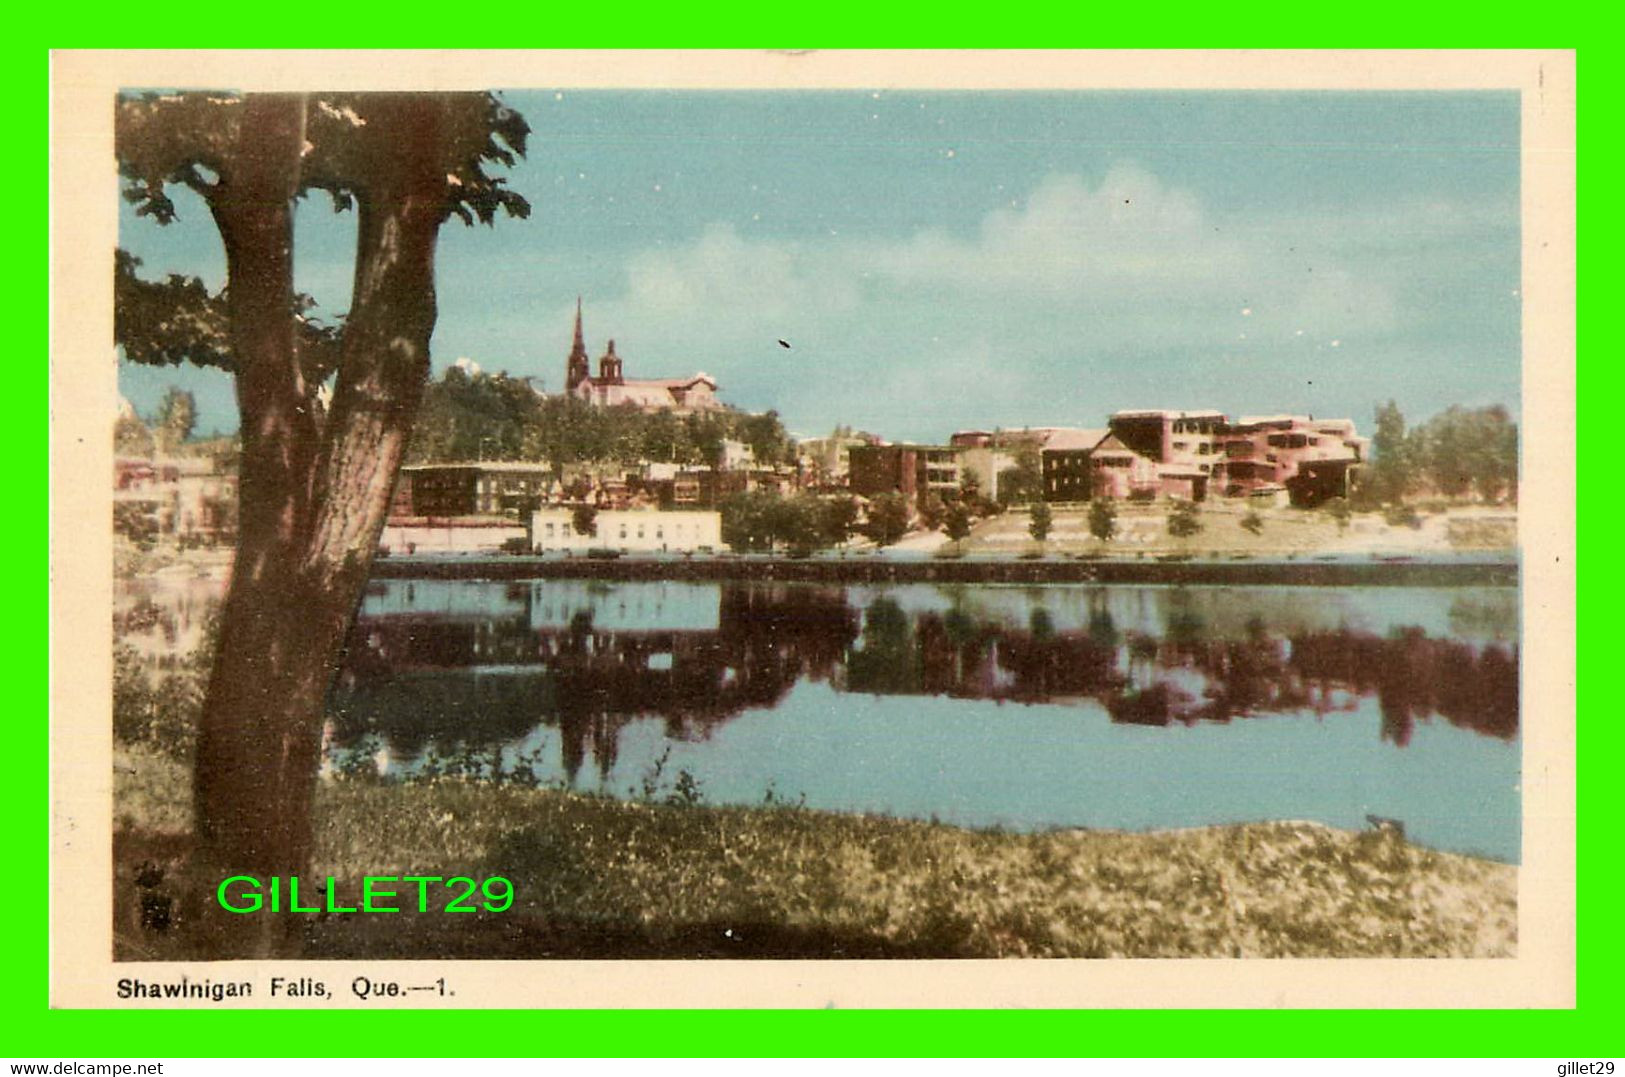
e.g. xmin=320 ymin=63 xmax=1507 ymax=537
xmin=119 ymin=89 xmax=1521 ymax=443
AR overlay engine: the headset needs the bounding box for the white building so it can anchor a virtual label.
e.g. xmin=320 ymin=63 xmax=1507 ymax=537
xmin=380 ymin=519 xmax=527 ymax=555
xmin=530 ymin=508 xmax=722 ymax=553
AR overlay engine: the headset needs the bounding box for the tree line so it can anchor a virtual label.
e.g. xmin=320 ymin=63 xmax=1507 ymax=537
xmin=404 ymin=364 xmax=795 ymax=471
xmin=1361 ymin=401 xmax=1519 ymax=506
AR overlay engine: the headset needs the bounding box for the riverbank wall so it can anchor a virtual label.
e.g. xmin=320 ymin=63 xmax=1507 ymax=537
xmin=371 ymin=554 xmax=1518 ymax=587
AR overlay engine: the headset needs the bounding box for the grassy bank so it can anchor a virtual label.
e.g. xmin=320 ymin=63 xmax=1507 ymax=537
xmin=116 ymin=748 xmax=1515 ymax=960
xmin=955 ymin=501 xmax=1517 ymax=559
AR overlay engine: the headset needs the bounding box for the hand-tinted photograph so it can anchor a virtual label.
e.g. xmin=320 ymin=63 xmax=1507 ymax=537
xmin=110 ymin=81 xmax=1522 ymax=962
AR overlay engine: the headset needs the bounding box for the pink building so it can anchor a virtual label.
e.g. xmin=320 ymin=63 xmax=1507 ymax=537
xmin=1039 ymin=409 xmax=1367 ymax=506
xmin=1212 ymin=416 xmax=1368 ymax=505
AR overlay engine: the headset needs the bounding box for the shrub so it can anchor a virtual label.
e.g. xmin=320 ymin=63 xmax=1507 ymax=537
xmin=1167 ymin=500 xmax=1203 ymax=538
xmin=1028 ymin=502 xmax=1053 ymax=543
xmin=917 ymin=491 xmax=947 ymax=532
xmin=1088 ymin=500 xmax=1117 ymax=542
xmin=1384 ymin=505 xmax=1423 ymax=530
xmin=863 ymin=493 xmax=911 ymax=547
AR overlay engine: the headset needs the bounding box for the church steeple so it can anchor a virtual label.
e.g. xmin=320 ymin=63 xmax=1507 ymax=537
xmin=565 ymin=296 xmax=590 ymax=392
xmin=599 ymin=338 xmax=624 ymax=384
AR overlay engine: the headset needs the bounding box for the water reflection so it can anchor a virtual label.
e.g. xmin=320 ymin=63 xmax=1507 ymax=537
xmin=337 ymin=581 xmax=1516 ymax=745
xmin=329 ymin=580 xmax=1520 ymax=859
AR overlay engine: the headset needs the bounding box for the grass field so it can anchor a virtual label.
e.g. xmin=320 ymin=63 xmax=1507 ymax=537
xmin=115 ymin=747 xmax=1516 ymax=960
xmin=936 ymin=502 xmax=1516 ymax=559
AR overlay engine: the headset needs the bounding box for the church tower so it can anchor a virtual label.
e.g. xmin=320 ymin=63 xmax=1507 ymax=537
xmin=598 ymin=339 xmax=625 ymax=384
xmin=565 ymin=297 xmax=590 ymax=392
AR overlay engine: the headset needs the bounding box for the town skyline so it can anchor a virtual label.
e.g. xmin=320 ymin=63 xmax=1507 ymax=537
xmin=118 ymin=88 xmax=1521 ymax=444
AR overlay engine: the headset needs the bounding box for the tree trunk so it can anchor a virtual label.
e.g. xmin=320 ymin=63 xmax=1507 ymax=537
xmin=188 ymin=95 xmax=448 ymax=957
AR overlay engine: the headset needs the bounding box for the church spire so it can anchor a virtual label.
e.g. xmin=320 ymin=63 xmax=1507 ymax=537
xmin=565 ymin=295 xmax=590 ymax=392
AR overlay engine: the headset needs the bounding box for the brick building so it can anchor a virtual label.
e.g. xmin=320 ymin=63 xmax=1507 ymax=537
xmin=848 ymin=444 xmax=964 ymax=503
xmin=392 ymin=462 xmax=557 ymax=519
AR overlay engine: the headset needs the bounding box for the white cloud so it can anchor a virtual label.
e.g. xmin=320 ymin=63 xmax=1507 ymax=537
xmin=528 ymin=163 xmax=1514 ymax=438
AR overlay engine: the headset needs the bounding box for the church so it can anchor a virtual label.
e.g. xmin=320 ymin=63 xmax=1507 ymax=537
xmin=563 ymin=299 xmax=723 ymax=413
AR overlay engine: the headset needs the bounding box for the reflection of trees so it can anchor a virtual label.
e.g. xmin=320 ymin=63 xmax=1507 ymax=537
xmin=845 ymin=596 xmax=1517 ymax=742
xmin=332 ymin=583 xmax=859 ymax=783
xmin=332 ymin=583 xmax=1519 ymax=780
xmin=1290 ymin=627 xmax=1519 ymax=745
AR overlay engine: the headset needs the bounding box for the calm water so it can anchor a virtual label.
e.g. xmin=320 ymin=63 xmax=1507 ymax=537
xmin=330 ymin=579 xmax=1521 ymax=861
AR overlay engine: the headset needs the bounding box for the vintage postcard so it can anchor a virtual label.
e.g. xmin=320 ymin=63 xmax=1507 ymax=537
xmin=50 ymin=49 xmax=1575 ymax=1008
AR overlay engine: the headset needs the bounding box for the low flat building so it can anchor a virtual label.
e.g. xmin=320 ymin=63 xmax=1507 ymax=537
xmin=380 ymin=517 xmax=527 ymax=555
xmin=530 ymin=508 xmax=722 ymax=554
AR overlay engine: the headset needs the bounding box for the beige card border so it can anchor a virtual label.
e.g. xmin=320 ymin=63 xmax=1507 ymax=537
xmin=49 ymin=48 xmax=1577 ymax=1010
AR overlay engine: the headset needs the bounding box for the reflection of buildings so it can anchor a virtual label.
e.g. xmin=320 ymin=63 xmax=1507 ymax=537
xmin=331 ymin=581 xmax=1520 ymax=783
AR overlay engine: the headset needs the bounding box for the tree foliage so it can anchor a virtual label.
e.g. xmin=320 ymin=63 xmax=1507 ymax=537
xmin=115 ymin=410 xmax=155 ymax=456
xmin=944 ymin=502 xmax=972 ymax=542
xmin=863 ymin=492 xmax=911 ymax=547
xmin=1358 ymin=401 xmax=1519 ymax=506
xmin=720 ymin=491 xmax=833 ymax=552
xmin=407 ymin=366 xmax=541 ymax=462
xmin=156 ymin=387 xmax=197 ymax=453
xmin=115 ymin=90 xmax=533 ymax=953
xmin=997 ymin=447 xmax=1043 ymax=506
xmin=1028 ymin=500 xmax=1053 ymax=543
xmin=917 ymin=490 xmax=947 ymax=532
xmin=404 ymin=365 xmax=793 ymax=473
xmin=1167 ymin=499 xmax=1202 ymax=538
xmin=1410 ymin=405 xmax=1519 ymax=503
xmin=1087 ymin=499 xmax=1116 ymax=542
xmin=819 ymin=496 xmax=861 ymax=547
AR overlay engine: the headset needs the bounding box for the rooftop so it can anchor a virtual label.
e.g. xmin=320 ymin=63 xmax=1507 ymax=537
xmin=1111 ymin=409 xmax=1227 ymax=420
xmin=401 ymin=461 xmax=557 ymax=473
xmin=1041 ymin=428 xmax=1110 ymax=452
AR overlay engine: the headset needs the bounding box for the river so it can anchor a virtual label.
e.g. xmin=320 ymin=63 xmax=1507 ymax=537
xmin=328 ymin=578 xmax=1521 ymax=861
